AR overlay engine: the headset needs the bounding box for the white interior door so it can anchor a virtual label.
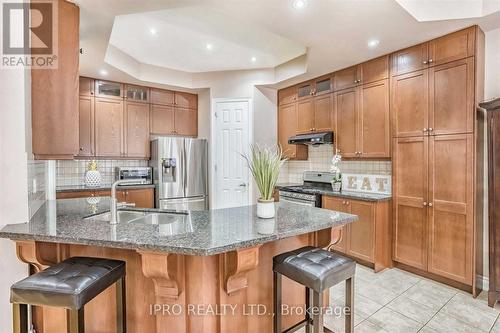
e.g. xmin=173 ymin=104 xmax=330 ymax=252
xmin=213 ymin=99 xmax=251 ymax=209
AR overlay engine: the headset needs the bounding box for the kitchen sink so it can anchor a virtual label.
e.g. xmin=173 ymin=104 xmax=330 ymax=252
xmin=130 ymin=212 xmax=194 ymax=236
xmin=85 ymin=210 xmax=146 ymax=223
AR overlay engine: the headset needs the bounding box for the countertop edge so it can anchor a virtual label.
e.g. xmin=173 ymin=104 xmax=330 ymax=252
xmin=56 ymin=184 xmax=156 ymax=192
xmin=0 ymin=215 xmax=358 ymax=256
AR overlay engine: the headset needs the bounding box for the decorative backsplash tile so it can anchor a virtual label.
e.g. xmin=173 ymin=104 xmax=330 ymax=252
xmin=279 ymin=145 xmax=391 ymax=184
xmin=56 ymin=160 xmax=149 ymax=187
xmin=28 ymin=160 xmax=47 ymax=218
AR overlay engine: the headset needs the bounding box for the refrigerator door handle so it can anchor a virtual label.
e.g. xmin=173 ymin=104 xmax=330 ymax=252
xmin=183 ymin=142 xmax=187 ymax=195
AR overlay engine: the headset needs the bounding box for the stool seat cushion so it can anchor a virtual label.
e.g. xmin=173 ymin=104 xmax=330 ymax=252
xmin=273 ymin=246 xmax=355 ymax=292
xmin=11 ymin=257 xmax=125 ymax=309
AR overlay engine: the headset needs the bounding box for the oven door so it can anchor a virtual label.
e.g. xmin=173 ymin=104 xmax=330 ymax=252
xmin=279 ymin=194 xmax=316 ymax=207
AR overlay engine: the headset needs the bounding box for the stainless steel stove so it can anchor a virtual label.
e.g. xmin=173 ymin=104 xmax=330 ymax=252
xmin=279 ymin=171 xmax=336 ymax=207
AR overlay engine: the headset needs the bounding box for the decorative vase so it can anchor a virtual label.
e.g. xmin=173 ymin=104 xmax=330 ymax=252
xmin=257 ymin=198 xmax=275 ymax=219
xmin=84 ymin=160 xmax=102 ymax=188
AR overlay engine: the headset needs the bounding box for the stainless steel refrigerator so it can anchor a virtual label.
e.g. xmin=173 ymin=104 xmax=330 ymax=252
xmin=150 ymin=137 xmax=208 ymax=211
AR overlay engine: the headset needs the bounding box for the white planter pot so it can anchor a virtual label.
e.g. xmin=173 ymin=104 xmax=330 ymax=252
xmin=257 ymin=199 xmax=275 ymax=219
xmin=256 ymin=218 xmax=276 ymax=234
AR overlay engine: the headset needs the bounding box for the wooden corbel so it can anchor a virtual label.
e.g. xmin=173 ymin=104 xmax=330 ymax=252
xmin=223 ymin=246 xmax=261 ymax=294
xmin=15 ymin=241 xmax=61 ymax=272
xmin=138 ymin=251 xmax=180 ymax=301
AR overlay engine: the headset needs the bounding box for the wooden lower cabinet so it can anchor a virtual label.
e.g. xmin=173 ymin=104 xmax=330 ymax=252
xmin=322 ymin=196 xmax=391 ymax=272
xmin=56 ymin=188 xmax=154 ymax=208
xmin=393 ymin=134 xmax=474 ymax=285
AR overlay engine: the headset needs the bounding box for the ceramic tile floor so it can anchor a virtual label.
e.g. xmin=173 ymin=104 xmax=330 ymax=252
xmin=294 ymin=264 xmax=500 ymax=333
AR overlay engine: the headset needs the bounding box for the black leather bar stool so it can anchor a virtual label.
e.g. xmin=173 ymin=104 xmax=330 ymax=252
xmin=273 ymin=246 xmax=356 ymax=333
xmin=10 ymin=257 xmax=126 ymax=333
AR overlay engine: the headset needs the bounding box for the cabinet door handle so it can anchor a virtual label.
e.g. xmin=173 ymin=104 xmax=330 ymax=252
xmin=423 ymin=60 xmax=428 ymax=65
xmin=346 ymin=201 xmax=350 ymax=205
xmin=423 ymin=128 xmax=428 ymax=133
xmin=423 ymin=202 xmax=428 ymax=206
xmin=342 ymin=201 xmax=346 ymax=205
xmin=428 ymin=128 xmax=433 ymax=132
xmin=428 ymin=202 xmax=433 ymax=207
xmin=428 ymin=59 xmax=433 ymax=64
xmin=79 ymin=147 xmax=84 ymax=151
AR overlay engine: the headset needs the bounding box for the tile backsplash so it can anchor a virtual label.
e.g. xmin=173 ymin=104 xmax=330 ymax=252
xmin=278 ymin=145 xmax=391 ymax=184
xmin=56 ymin=160 xmax=149 ymax=187
xmin=28 ymin=160 xmax=47 ymax=218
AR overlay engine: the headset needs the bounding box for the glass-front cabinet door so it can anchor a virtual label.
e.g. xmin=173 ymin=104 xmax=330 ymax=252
xmin=314 ymin=77 xmax=332 ymax=96
xmin=297 ymin=82 xmax=313 ymax=99
xmin=95 ymin=80 xmax=123 ymax=99
xmin=126 ymin=85 xmax=149 ymax=102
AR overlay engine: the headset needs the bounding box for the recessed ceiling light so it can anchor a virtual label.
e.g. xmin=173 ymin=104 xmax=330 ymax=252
xmin=100 ymin=69 xmax=108 ymax=76
xmin=206 ymin=43 xmax=213 ymax=50
xmin=292 ymin=0 xmax=307 ymax=9
xmin=368 ymin=39 xmax=380 ymax=48
xmin=251 ymin=56 xmax=257 ymax=62
xmin=150 ymin=28 xmax=157 ymax=35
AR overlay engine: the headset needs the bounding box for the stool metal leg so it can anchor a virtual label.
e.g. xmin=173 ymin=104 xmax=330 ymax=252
xmin=13 ymin=304 xmax=28 ymax=333
xmin=305 ymin=288 xmax=311 ymax=333
xmin=345 ymin=277 xmax=354 ymax=333
xmin=116 ymin=276 xmax=127 ymax=333
xmin=273 ymin=272 xmax=282 ymax=333
xmin=312 ymin=291 xmax=323 ymax=333
xmin=68 ymin=308 xmax=84 ymax=333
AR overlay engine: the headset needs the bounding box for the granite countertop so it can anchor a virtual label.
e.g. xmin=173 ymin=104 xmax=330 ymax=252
xmin=0 ymin=198 xmax=357 ymax=256
xmin=275 ymin=184 xmax=391 ymax=202
xmin=56 ymin=184 xmax=156 ymax=192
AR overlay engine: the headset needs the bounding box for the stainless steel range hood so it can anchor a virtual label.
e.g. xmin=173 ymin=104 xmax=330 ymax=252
xmin=288 ymin=131 xmax=334 ymax=146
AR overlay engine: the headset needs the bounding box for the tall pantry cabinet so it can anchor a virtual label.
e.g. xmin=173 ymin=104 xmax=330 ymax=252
xmin=392 ymin=26 xmax=484 ymax=291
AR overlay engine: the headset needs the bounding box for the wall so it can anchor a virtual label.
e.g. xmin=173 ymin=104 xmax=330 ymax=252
xmin=0 ymin=61 xmax=32 ymax=332
xmin=56 ymin=159 xmax=148 ymax=188
xmin=278 ymin=145 xmax=392 ymax=184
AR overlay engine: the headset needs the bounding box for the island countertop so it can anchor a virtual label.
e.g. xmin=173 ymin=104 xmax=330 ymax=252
xmin=0 ymin=198 xmax=357 ymax=256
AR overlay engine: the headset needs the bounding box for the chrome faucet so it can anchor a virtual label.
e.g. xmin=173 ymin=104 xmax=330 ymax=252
xmin=110 ymin=179 xmax=147 ymax=224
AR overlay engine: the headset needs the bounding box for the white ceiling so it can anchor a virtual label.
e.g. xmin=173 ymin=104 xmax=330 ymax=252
xmin=109 ymin=7 xmax=306 ymax=73
xmin=396 ymin=0 xmax=500 ymax=21
xmin=76 ymin=0 xmax=500 ymax=90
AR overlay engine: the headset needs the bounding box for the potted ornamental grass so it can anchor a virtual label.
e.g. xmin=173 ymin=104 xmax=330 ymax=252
xmin=242 ymin=145 xmax=287 ymax=218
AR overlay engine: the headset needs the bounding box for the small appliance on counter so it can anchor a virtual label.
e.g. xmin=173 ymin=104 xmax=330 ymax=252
xmin=115 ymin=167 xmax=153 ymax=185
xmin=150 ymin=137 xmax=208 ymax=211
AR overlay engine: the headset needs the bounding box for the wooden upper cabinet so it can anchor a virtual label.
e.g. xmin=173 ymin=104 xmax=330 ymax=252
xmin=428 ymin=27 xmax=475 ymax=67
xmin=175 ymin=92 xmax=197 ymax=109
xmin=335 ymin=88 xmax=358 ymax=157
xmin=31 ymin=0 xmax=79 ymax=159
xmin=125 ymin=85 xmax=149 ymax=103
xmin=151 ymin=88 xmax=175 ymax=106
xmin=95 ymin=80 xmax=123 ymax=99
xmin=391 ymin=43 xmax=428 ymax=77
xmin=348 ymin=200 xmax=375 ymax=262
xmin=78 ymin=96 xmax=94 ymax=157
xmin=359 ymin=80 xmax=390 ymax=157
xmin=278 ymin=86 xmax=298 ymax=105
xmin=427 ymin=134 xmax=473 ymax=284
xmin=314 ymin=93 xmax=334 ymax=132
xmin=297 ymin=99 xmax=315 ymax=133
xmin=150 ymin=105 xmax=175 ymax=135
xmin=175 ymin=108 xmax=197 ymax=136
xmin=393 ymin=136 xmax=428 ymax=270
xmin=360 ymin=55 xmax=389 ymax=85
xmin=95 ymin=97 xmax=123 ymax=157
xmin=297 ymin=81 xmax=314 ymax=99
xmin=79 ymin=77 xmax=94 ymax=96
xmin=334 ymin=66 xmax=359 ymax=91
xmin=278 ymin=103 xmax=307 ymax=160
xmin=392 ymin=70 xmax=429 ymax=138
xmin=429 ymin=58 xmax=474 ymax=135
xmin=125 ymin=101 xmax=150 ymax=158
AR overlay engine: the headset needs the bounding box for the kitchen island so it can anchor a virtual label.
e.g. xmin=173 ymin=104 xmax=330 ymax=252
xmin=0 ymin=198 xmax=357 ymax=333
